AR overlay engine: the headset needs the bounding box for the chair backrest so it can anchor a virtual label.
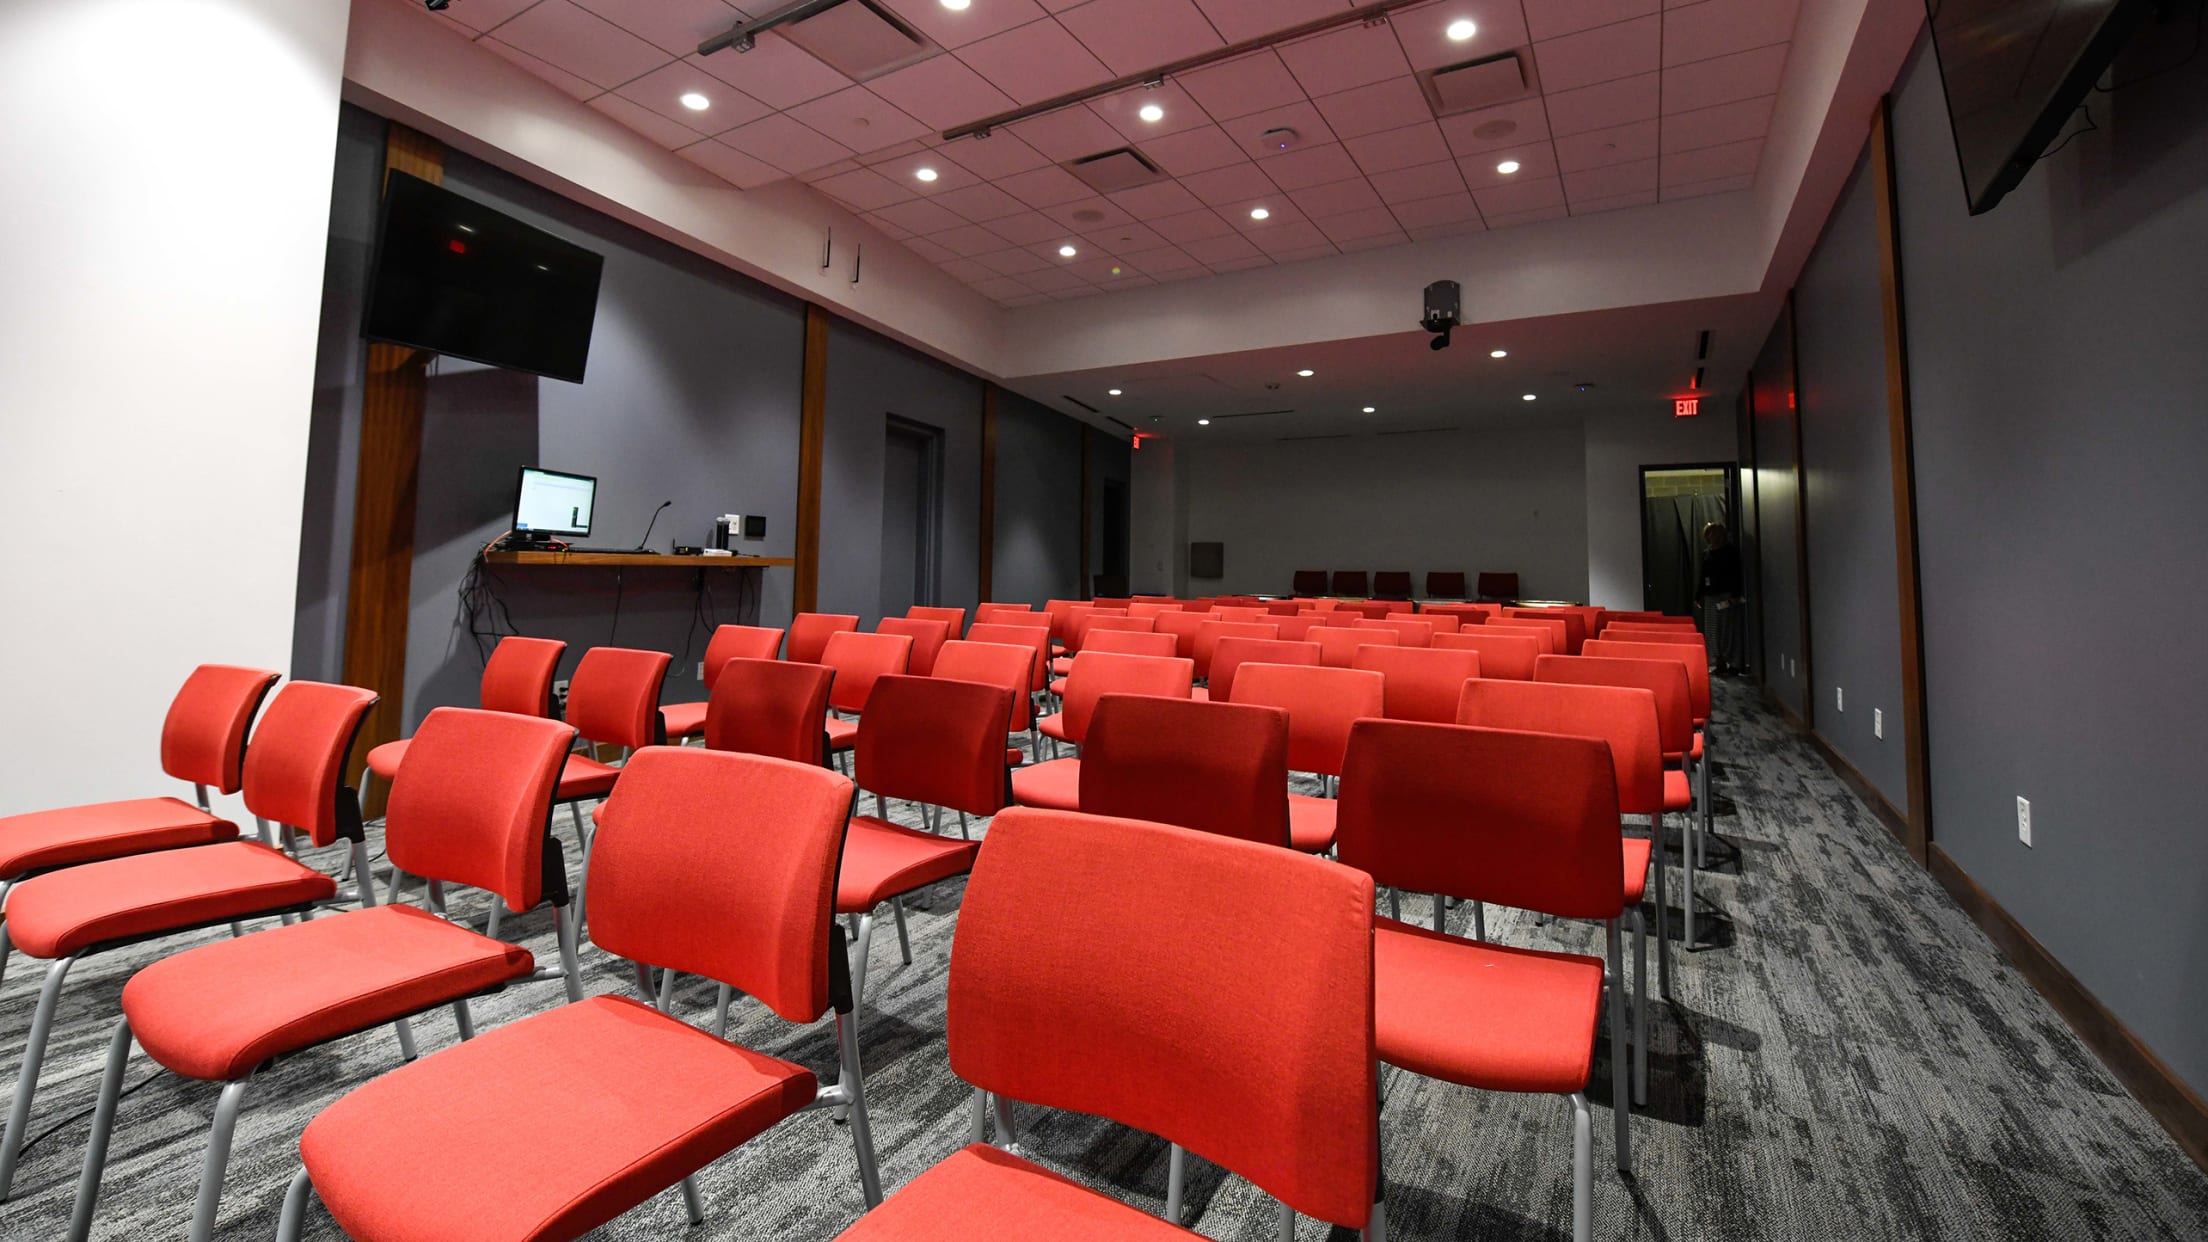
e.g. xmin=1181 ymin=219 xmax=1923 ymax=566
xmin=1426 ymin=570 xmax=1467 ymax=598
xmin=1193 ymin=620 xmax=1279 ymax=680
xmin=787 ymin=613 xmax=861 ymax=664
xmin=855 ymin=675 xmax=1013 ymax=816
xmin=1481 ymin=621 xmax=1559 ymax=655
xmin=1210 ymin=637 xmax=1322 ymax=704
xmin=160 ymin=664 xmax=280 ymax=794
xmin=1231 ymin=663 xmax=1385 ymax=778
xmin=1212 ymin=606 xmax=1268 ymax=624
xmin=589 ymin=749 xmax=854 ymax=1023
xmin=1351 ymin=645 xmax=1482 ymax=724
xmin=1330 ymin=570 xmax=1369 ymax=595
xmin=966 ymin=623 xmax=1053 ymax=693
xmin=1433 ymin=630 xmax=1540 ymax=680
xmin=1272 ymin=613 xmax=1330 ymax=643
xmin=1505 ymin=610 xmax=1579 ymax=654
xmin=1607 ymin=621 xmax=1702 ymax=639
xmin=1153 ymin=610 xmax=1213 ymax=660
xmin=1600 ymin=610 xmax=1671 ymax=628
xmin=1296 ymin=598 xmax=1341 ymax=612
xmin=1311 ymin=625 xmax=1397 ymax=669
xmin=1336 ymin=719 xmax=1623 ymax=920
xmin=477 ymin=636 xmax=568 ymax=718
xmin=1459 ymin=677 xmax=1662 ymax=815
xmin=1058 ymin=651 xmax=1195 ymax=744
xmin=1586 ymin=638 xmax=1710 ymax=722
xmin=1080 ymin=695 xmax=1291 ymax=847
xmin=696 ymin=626 xmax=782 ymax=690
xmin=1419 ymin=603 xmax=1487 ymax=624
xmin=385 ymin=708 xmax=575 ymax=914
xmin=1126 ymin=601 xmax=1177 ymax=619
xmin=949 ymin=808 xmax=1378 ymax=1229
xmin=876 ymin=616 xmax=950 ymax=676
xmin=906 ymin=605 xmax=967 ymax=637
xmin=1371 ymin=571 xmax=1413 ymax=599
xmin=706 ymin=659 xmax=834 ymax=765
xmin=972 ymin=602 xmax=1040 ymax=629
xmin=1343 ymin=600 xmax=1396 ymax=620
xmin=566 ymin=647 xmax=671 ymax=752
xmin=1264 ymin=600 xmax=1302 ymax=616
xmin=1475 ymin=571 xmax=1519 ymax=600
xmin=1537 ymin=653 xmax=1693 ymax=757
xmin=1044 ymin=600 xmax=1089 ymax=644
xmin=1084 ymin=630 xmax=1178 ymax=659
xmin=1354 ymin=617 xmax=1436 ymax=648
xmin=819 ymin=630 xmax=914 ymax=714
xmin=1069 ymin=613 xmax=1156 ymax=654
xmin=1291 ymin=569 xmax=1330 ymax=595
xmin=933 ymin=639 xmax=1036 ymax=731
xmin=243 ymin=681 xmax=379 ymax=847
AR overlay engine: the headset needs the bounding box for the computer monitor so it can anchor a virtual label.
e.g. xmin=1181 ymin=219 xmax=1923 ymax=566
xmin=513 ymin=467 xmax=596 ymax=539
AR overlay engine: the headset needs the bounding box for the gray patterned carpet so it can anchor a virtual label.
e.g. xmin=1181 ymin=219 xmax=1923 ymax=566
xmin=2 ymin=679 xmax=2205 ymax=1240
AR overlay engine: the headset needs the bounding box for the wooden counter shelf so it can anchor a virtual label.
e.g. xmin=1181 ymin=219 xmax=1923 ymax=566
xmin=483 ymin=551 xmax=795 ymax=569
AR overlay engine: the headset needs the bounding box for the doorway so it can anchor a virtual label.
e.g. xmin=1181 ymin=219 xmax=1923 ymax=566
xmin=880 ymin=416 xmax=942 ymax=617
xmin=1096 ymin=478 xmax=1131 ymax=598
xmin=1639 ymin=464 xmax=1737 ymax=615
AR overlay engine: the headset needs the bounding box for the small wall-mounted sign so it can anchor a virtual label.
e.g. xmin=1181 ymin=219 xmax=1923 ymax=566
xmin=1673 ymin=396 xmax=1701 ymax=418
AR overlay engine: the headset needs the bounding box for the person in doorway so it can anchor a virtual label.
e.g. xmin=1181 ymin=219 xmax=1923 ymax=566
xmin=1697 ymin=522 xmax=1745 ymax=674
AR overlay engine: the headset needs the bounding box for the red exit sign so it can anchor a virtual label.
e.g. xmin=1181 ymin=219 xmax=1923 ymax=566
xmin=1673 ymin=397 xmax=1701 ymax=418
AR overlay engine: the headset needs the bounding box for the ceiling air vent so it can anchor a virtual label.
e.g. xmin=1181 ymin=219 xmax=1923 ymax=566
xmin=1426 ymin=51 xmax=1529 ymax=115
xmin=1067 ymin=148 xmax=1166 ymax=195
xmin=781 ymin=1 xmax=929 ymax=81
xmin=1213 ymin=408 xmax=1293 ymax=421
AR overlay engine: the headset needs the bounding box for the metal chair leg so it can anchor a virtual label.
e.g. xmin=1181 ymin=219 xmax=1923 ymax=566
xmin=967 ymin=1087 xmax=988 ymax=1145
xmin=1472 ymin=899 xmax=1486 ymax=941
xmin=1431 ymin=893 xmax=1446 ymax=933
xmin=452 ymin=998 xmax=477 ymax=1041
xmin=1277 ymin=1198 xmax=1295 ymax=1241
xmin=0 ymin=921 xmax=11 ymax=1001
xmin=837 ymin=1009 xmax=884 ymax=1207
xmin=1569 ymin=1092 xmax=1593 ymax=1242
xmin=1682 ymin=807 xmax=1697 ymax=954
xmin=1365 ymin=1199 xmax=1389 ymax=1242
xmin=1633 ymin=908 xmax=1649 ymax=1107
xmin=850 ymin=913 xmax=876 ymax=1016
xmin=568 ymin=803 xmax=593 ymax=931
xmin=1165 ymin=1142 xmax=1187 ymax=1223
xmin=714 ymin=983 xmax=734 ymax=1039
xmin=66 ymin=1018 xmax=135 ymax=1241
xmin=892 ymin=897 xmax=913 ymax=964
xmin=1654 ymin=816 xmax=1674 ymax=1000
xmin=275 ymin=1167 xmax=314 ymax=1242
xmin=677 ymin=1174 xmax=705 ymax=1226
xmin=0 ymin=953 xmax=81 ymax=1201
xmin=187 ymin=1079 xmax=252 ymax=1242
xmin=1605 ymin=920 xmax=1631 ymax=1174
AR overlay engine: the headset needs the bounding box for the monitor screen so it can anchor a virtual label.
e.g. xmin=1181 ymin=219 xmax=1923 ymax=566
xmin=514 ymin=467 xmax=596 ymax=538
xmin=363 ymin=172 xmax=604 ymax=382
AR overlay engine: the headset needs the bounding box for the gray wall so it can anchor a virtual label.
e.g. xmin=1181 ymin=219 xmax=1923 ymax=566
xmin=1733 ymin=390 xmax=1765 ymax=683
xmin=1891 ymin=30 xmax=2208 ymax=1094
xmin=1582 ymin=407 xmax=1740 ymax=610
xmin=1793 ymin=149 xmax=1909 ymax=805
xmin=993 ymin=390 xmax=1084 ymax=605
xmin=1748 ymin=315 xmax=1807 ymax=717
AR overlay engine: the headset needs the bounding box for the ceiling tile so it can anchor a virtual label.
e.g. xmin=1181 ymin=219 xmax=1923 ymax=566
xmin=1090 ymin=82 xmax=1212 ymax=142
xmin=1533 ymin=14 xmax=1659 ymax=94
xmin=1042 ymin=196 xmax=1138 ymax=230
xmin=571 ymin=0 xmax=741 ymax=56
xmin=481 ymin=38 xmax=602 ymax=100
xmin=786 ymin=86 xmax=931 ymax=153
xmin=1149 ymin=207 xmax=1239 ymax=242
xmin=1230 ymin=197 xmax=1309 ymax=231
xmin=1288 ymin=176 xmax=1385 ymax=217
xmin=1562 ymin=157 xmax=1659 ymax=200
xmin=1008 ymin=105 xmax=1127 ymax=162
xmin=933 ymin=183 xmax=1032 ymax=222
xmin=1662 ymin=172 xmax=1755 ymax=200
xmin=1660 ymin=95 xmax=1774 ymax=153
xmin=1544 ymin=71 xmax=1659 ymax=139
xmin=493 ymin=1 xmax=671 ymax=89
xmin=679 ymin=138 xmax=786 ymax=188
xmin=974 ymin=275 xmax=1040 ymax=299
xmin=1138 ymin=125 xmax=1249 ymax=176
xmin=1570 ymin=188 xmax=1660 ymax=214
xmin=933 ymin=223 xmax=1017 ymax=255
xmin=1178 ymin=51 xmax=1307 ymax=124
xmin=1663 ymin=43 xmax=1788 ymax=114
xmin=1002 ymin=292 xmax=1055 ymax=305
xmin=987 ymin=211 xmax=1077 ymax=245
xmin=1369 ymin=159 xmax=1469 ymax=204
xmin=1180 ymin=232 xmax=1263 ymax=264
xmin=1336 ymin=230 xmax=1409 ymax=254
xmin=1056 ymin=0 xmax=1225 ymax=75
xmin=721 ymin=113 xmax=858 ymax=173
xmin=1083 ymin=222 xmax=1170 ymax=253
xmin=1660 ymin=136 xmax=1761 ymax=185
xmin=1313 ymin=205 xmax=1403 ymax=242
xmin=856 ymin=139 xmax=935 ymax=167
xmin=1459 ymin=143 xmax=1560 ymax=189
xmin=869 ymin=147 xmax=982 ymax=191
xmin=870 ymin=54 xmax=1019 ymax=130
xmin=1072 ymin=255 xmax=1143 ymax=282
xmin=1021 ymin=240 xmax=1092 ymax=266
xmin=1209 ymin=254 xmax=1276 ymax=273
xmin=437 ymin=0 xmax=538 ymax=35
xmin=1554 ymin=118 xmax=1659 ymax=171
xmin=862 ymin=210 xmax=916 ymax=239
xmin=1524 ymin=0 xmax=1660 ymax=42
xmin=1192 ymin=0 xmax=1349 ymax=44
xmin=873 ymin=197 xmax=970 ymax=234
xmin=1275 ymin=20 xmax=1410 ymax=97
xmin=810 ymin=167 xmax=918 ymax=211
xmin=1312 ymin=76 xmax=1437 ymax=141
xmin=876 ymin=0 xmax=1051 ymax=49
xmin=1108 ymin=179 xmax=1208 ymax=219
xmin=1437 ymin=97 xmax=1550 ymax=157
xmin=616 ymin=63 xmax=770 ymax=135
xmin=956 ymin=19 xmax=1114 ymax=105
xmin=590 ymin=93 xmax=713 ymax=151
xmin=686 ymin=40 xmax=851 ymax=110
xmin=1220 ymin=102 xmax=1337 ymax=161
xmin=1249 ymin=220 xmax=1330 ymax=253
xmin=1482 ymin=203 xmax=1568 ymax=228
xmin=1022 ymin=267 xmax=1093 ymax=293
xmin=1258 ymin=143 xmax=1361 ymax=190
xmin=1121 ymin=243 xmax=1206 ymax=272
xmin=1181 ymin=162 xmax=1281 ymax=206
xmin=1472 ymin=175 xmax=1566 ymax=215
xmin=1406 ymin=219 xmax=1489 ymax=242
xmin=1393 ymin=0 xmax=1532 ymax=73
xmin=903 ymin=237 xmax=957 ymax=263
xmin=975 ymin=247 xmax=1056 ymax=275
xmin=997 ymin=165 xmax=1099 ymax=208
xmin=803 ymin=159 xmax=865 ymax=180
xmin=1662 ymin=0 xmax=1799 ymax=66
xmin=1388 ymin=192 xmax=1482 ymax=230
xmin=930 ymin=131 xmax=1052 ymax=178
xmin=1344 ymin=121 xmax=1453 ymax=175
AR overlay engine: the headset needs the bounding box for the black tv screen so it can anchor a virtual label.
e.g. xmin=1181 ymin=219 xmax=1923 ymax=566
xmin=363 ymin=172 xmax=604 ymax=383
xmin=1924 ymin=0 xmax=2150 ymax=214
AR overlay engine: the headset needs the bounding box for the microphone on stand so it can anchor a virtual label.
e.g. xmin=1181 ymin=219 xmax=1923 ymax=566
xmin=634 ymin=500 xmax=672 ymax=553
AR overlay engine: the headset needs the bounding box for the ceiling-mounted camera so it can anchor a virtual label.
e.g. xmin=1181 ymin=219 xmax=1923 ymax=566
xmin=424 ymin=0 xmax=451 ymax=9
xmin=1422 ymin=280 xmax=1460 ymax=352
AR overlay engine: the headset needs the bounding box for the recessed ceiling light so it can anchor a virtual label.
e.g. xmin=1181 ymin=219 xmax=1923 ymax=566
xmin=679 ymin=92 xmax=711 ymax=111
xmin=915 ymin=167 xmax=939 ymax=182
xmin=1490 ymin=349 xmax=1508 ymax=358
xmin=1250 ymin=207 xmax=1271 ymax=220
xmin=940 ymin=0 xmax=971 ymax=9
xmin=1108 ymin=388 xmax=1123 ymax=396
xmin=1496 ymin=159 xmax=1521 ymax=175
xmin=1059 ymin=244 xmax=1078 ymax=257
xmin=1362 ymin=406 xmax=1376 ymax=413
xmin=1522 ymin=393 xmax=1538 ymax=401
xmin=1138 ymin=103 xmax=1165 ymax=123
xmin=1197 ymin=418 xmax=1211 ymax=426
xmin=1297 ymin=369 xmax=1315 ymax=377
xmin=1447 ymin=18 xmax=1478 ymax=41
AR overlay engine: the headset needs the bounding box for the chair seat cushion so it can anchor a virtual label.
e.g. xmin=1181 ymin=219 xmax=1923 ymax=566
xmin=365 ymin=739 xmax=409 ymax=782
xmin=557 ymin=754 xmax=621 ymax=802
xmin=1050 ymin=656 xmax=1074 ymax=676
xmin=1623 ymin=837 xmax=1651 ymax=906
xmin=842 ymin=1144 xmax=1198 ymax=1242
xmin=837 ymin=817 xmax=981 ymax=914
xmin=1288 ymin=794 xmax=1336 ymax=853
xmin=1008 ymin=758 xmax=1080 ymax=811
xmin=4 ymin=841 xmax=337 ymax=959
xmin=1189 ymin=687 xmax=1210 ymax=702
xmin=0 ymin=797 xmax=237 ymax=881
xmin=123 ymin=904 xmax=534 ymax=1081
xmin=826 ymin=717 xmax=859 ymax=752
xmin=301 ymin=995 xmax=815 ymax=1242
xmin=1663 ymin=768 xmax=1690 ymax=813
xmin=660 ymin=702 xmax=708 ymax=740
xmin=1048 ymin=678 xmax=1069 ymax=697
xmin=1036 ymin=715 xmax=1069 ymax=743
xmin=1373 ymin=916 xmax=1603 ymax=1094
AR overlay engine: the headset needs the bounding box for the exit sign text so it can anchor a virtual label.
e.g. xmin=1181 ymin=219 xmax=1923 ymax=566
xmin=1673 ymin=397 xmax=1701 ymax=418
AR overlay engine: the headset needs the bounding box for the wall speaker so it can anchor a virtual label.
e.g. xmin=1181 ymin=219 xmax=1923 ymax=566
xmin=1189 ymin=541 xmax=1224 ymax=579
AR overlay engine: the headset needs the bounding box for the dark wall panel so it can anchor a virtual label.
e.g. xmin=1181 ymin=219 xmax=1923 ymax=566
xmin=1749 ymin=313 xmax=1805 ymax=717
xmin=993 ymin=391 xmax=1083 ymax=606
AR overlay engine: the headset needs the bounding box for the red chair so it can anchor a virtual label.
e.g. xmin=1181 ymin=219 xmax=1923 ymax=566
xmin=1420 ymin=603 xmax=1488 ymax=625
xmin=1355 ymin=616 xmax=1436 ymax=648
xmin=68 ymin=708 xmax=582 ymax=1241
xmin=1475 ymin=571 xmax=1519 ymax=601
xmin=1230 ymin=663 xmax=1384 ymax=854
xmin=0 ymin=665 xmax=277 ymax=900
xmin=1331 ymin=570 xmax=1369 ymax=596
xmin=661 ymin=626 xmax=780 ymax=741
xmin=1079 ymin=695 xmax=1291 ymax=847
xmin=877 ymin=616 xmax=951 ymax=677
xmin=1052 ymin=613 xmax=1157 ymax=674
xmin=1049 ymin=630 xmax=1176 ymax=696
xmin=1212 ymin=605 xmax=1268 ymax=624
xmin=1416 ymin=612 xmax=1464 ymax=635
xmin=1312 ymin=625 xmax=1398 ymax=668
xmin=1291 ymin=569 xmax=1329 ymax=595
xmin=1336 ymin=719 xmax=1631 ymax=1242
xmin=971 ymin=602 xmax=1038 ymax=628
xmin=1436 ymin=630 xmax=1541 ymax=680
xmin=1342 ymin=600 xmax=1397 ymax=620
xmin=1192 ymin=619 xmax=1278 ymax=683
xmin=1585 ymin=636 xmax=1717 ymax=911
xmin=0 ymin=682 xmax=379 ymax=1200
xmin=967 ymin=622 xmax=1053 ymax=699
xmin=704 ymin=658 xmax=834 ymax=766
xmin=366 ymin=637 xmax=563 ymax=801
xmin=1273 ymin=612 xmax=1331 ymax=643
xmin=1207 ymin=637 xmax=1321 ymax=705
xmin=1043 ymin=599 xmax=1089 ymax=649
xmin=1012 ymin=653 xmax=1193 ymax=810
xmin=788 ymin=612 xmax=861 ymax=664
xmin=1371 ymin=571 xmax=1413 ymax=599
xmin=1426 ymin=571 xmax=1468 ymax=598
xmin=552 ymin=648 xmax=671 ymax=913
xmin=1153 ymin=610 xmax=1213 ymax=661
xmin=840 ymin=675 xmax=1013 ymax=1015
xmin=934 ymin=638 xmax=1040 ymax=761
xmin=836 ymin=807 xmax=1381 ymax=1242
xmin=275 ymin=749 xmax=884 ymax=1242
xmin=907 ymin=605 xmax=967 ymax=637
xmin=1126 ymin=601 xmax=1177 ymax=619
xmin=1352 ymin=645 xmax=1482 ymax=723
xmin=1507 ymin=609 xmax=1581 ymax=655
xmin=818 ymin=630 xmax=915 ymax=762
xmin=1483 ymin=621 xmax=1560 ymax=655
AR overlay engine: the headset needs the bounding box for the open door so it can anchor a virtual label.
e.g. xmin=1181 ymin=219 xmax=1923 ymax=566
xmin=1640 ymin=464 xmax=1738 ymax=615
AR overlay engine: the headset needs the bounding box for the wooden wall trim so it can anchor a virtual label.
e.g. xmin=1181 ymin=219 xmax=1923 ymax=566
xmin=1744 ymin=371 xmax=1766 ymax=688
xmin=795 ymin=303 xmax=829 ymax=613
xmin=1871 ymin=96 xmax=1933 ymax=864
xmin=979 ymin=384 xmax=998 ymax=603
xmin=1078 ymin=426 xmax=1093 ymax=600
xmin=1784 ymin=290 xmax=1816 ymax=731
xmin=341 ymin=123 xmax=443 ymax=816
xmin=1930 ymin=845 xmax=2208 ymax=1171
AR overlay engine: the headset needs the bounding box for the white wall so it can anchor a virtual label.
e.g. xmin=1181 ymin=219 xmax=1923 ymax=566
xmin=1584 ymin=406 xmax=1742 ymax=609
xmin=0 ymin=0 xmax=350 ymax=813
xmin=1179 ymin=424 xmax=1589 ymax=600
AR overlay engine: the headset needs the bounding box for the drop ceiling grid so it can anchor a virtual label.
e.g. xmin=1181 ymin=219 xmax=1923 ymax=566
xmin=433 ymin=0 xmax=1798 ymax=304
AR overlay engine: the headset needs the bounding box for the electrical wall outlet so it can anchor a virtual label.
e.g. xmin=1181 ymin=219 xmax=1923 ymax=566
xmin=552 ymin=679 xmax=570 ymax=707
xmin=1874 ymin=708 xmax=1884 ymax=739
xmin=1835 ymin=685 xmax=1845 ymax=712
xmin=2017 ymin=796 xmax=2032 ymax=847
xmin=697 ymin=662 xmax=706 ymax=682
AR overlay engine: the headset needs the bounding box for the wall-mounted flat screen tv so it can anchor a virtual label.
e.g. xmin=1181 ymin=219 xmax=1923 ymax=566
xmin=1923 ymin=0 xmax=2151 ymax=215
xmin=363 ymin=171 xmax=604 ymax=383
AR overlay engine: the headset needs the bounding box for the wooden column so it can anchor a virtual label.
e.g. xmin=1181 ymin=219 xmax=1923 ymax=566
xmin=979 ymin=384 xmax=998 ymax=602
xmin=341 ymin=124 xmax=443 ymax=816
xmin=1784 ymin=290 xmax=1815 ymax=731
xmin=794 ymin=303 xmax=829 ymax=613
xmin=1872 ymin=97 xmax=1932 ymax=864
xmin=1078 ymin=426 xmax=1093 ymax=599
